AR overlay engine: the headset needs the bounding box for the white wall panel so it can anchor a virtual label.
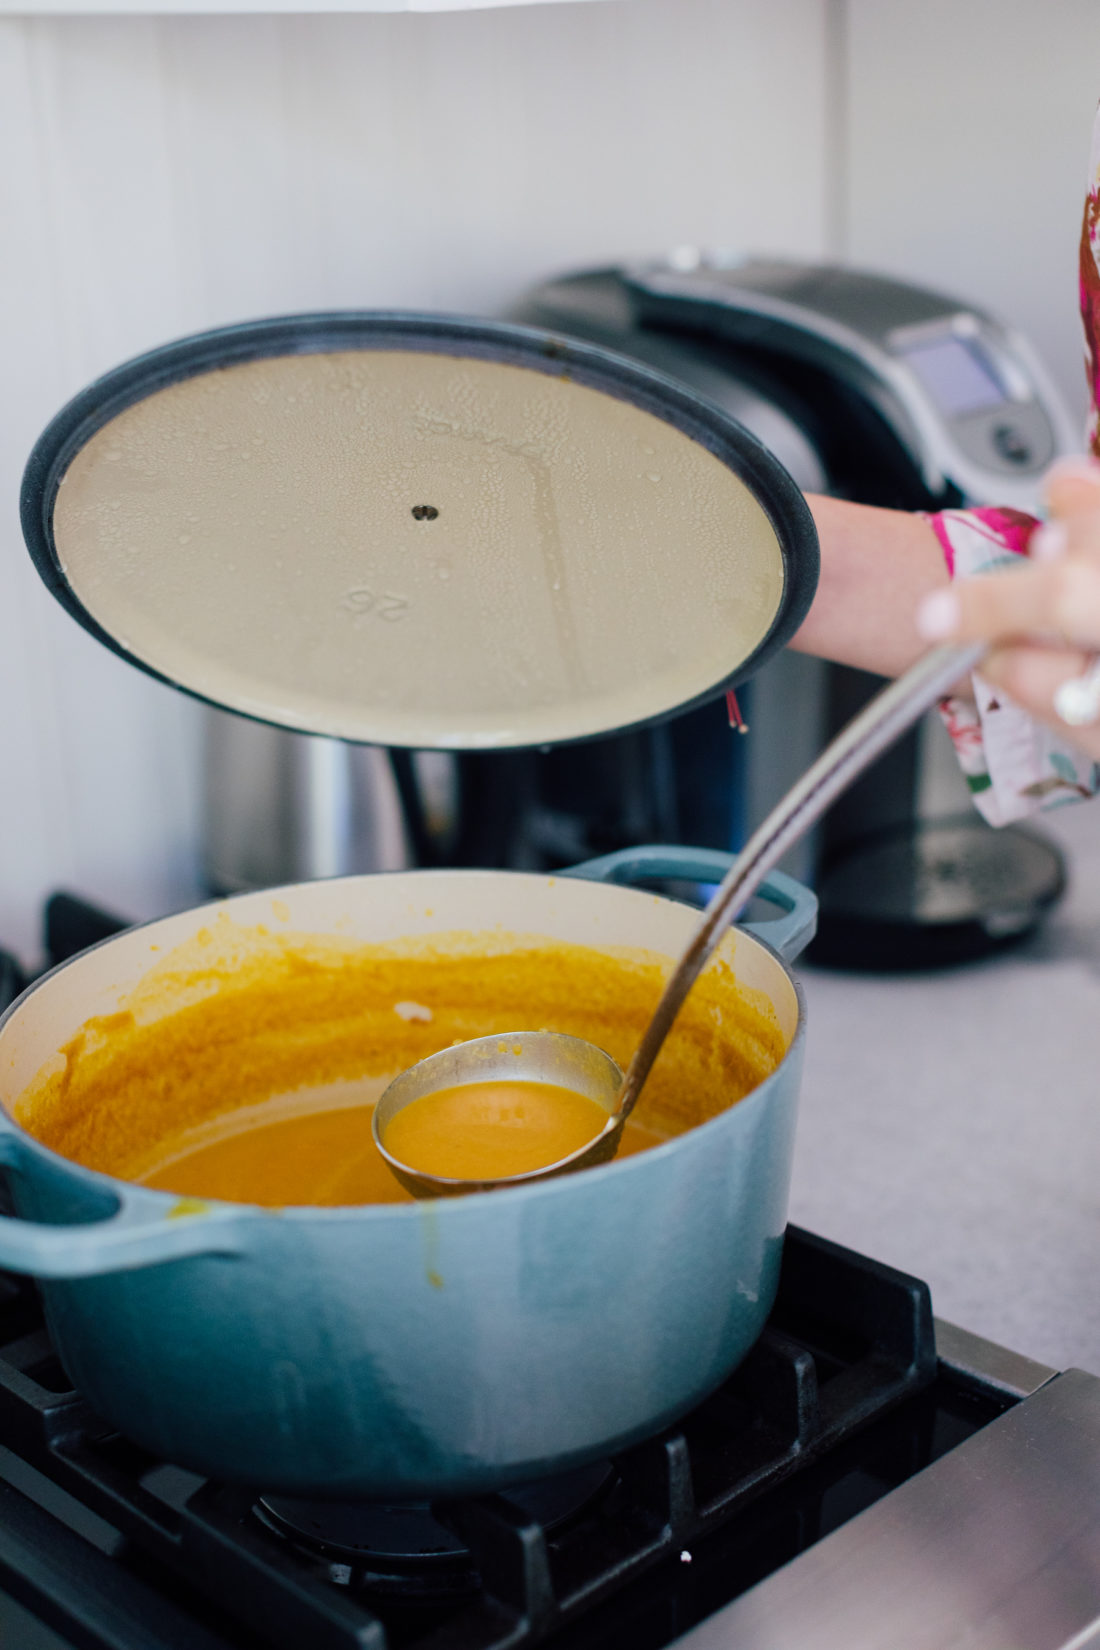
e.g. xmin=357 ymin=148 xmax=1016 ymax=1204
xmin=845 ymin=0 xmax=1100 ymax=429
xmin=0 ymin=0 xmax=828 ymax=964
xmin=3 ymin=0 xmax=617 ymax=11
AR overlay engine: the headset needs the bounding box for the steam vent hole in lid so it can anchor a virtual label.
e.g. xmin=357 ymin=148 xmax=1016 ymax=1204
xmin=50 ymin=347 xmax=786 ymax=748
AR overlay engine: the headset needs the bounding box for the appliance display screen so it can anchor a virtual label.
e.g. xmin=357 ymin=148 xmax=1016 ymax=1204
xmin=899 ymin=335 xmax=1005 ymax=416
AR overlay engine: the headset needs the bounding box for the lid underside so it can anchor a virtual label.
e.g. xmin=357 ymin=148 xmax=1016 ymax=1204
xmin=47 ymin=341 xmax=790 ymax=748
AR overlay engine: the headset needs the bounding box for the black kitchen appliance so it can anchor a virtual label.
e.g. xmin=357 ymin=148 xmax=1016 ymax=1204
xmin=504 ymin=256 xmax=1076 ymax=966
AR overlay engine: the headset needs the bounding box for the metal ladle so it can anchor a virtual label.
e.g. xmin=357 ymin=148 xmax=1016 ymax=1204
xmin=372 ymin=642 xmax=984 ymax=1198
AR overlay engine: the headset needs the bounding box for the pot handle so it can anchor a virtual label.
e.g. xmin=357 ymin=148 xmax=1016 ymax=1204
xmin=0 ymin=1130 xmax=249 ymax=1279
xmin=562 ymin=845 xmax=818 ymax=962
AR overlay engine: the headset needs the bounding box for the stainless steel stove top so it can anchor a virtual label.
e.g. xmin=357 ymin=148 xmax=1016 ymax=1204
xmin=684 ymin=1322 xmax=1100 ymax=1650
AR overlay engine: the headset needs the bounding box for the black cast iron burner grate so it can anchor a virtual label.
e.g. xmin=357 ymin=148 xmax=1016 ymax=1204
xmin=0 ymin=1227 xmax=935 ymax=1650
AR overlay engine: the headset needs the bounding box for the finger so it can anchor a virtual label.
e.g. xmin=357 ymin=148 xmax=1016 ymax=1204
xmin=980 ymin=642 xmax=1100 ymax=760
xmin=1035 ymin=494 xmax=1100 ymax=563
xmin=1045 ymin=456 xmax=1100 ymax=520
xmin=1030 ymin=509 xmax=1100 ymax=563
xmin=916 ymin=556 xmax=1100 ymax=648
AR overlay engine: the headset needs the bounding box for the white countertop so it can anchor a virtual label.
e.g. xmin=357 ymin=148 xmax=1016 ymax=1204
xmin=788 ymin=799 xmax=1100 ymax=1376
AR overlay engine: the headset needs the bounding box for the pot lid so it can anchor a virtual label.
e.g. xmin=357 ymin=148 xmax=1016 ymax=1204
xmin=21 ymin=314 xmax=818 ymax=749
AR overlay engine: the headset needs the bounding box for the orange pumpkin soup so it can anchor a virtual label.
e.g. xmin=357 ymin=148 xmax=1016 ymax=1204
xmin=381 ymin=1080 xmax=612 ymax=1182
xmin=136 ymin=1100 xmax=664 ymax=1207
xmin=14 ymin=912 xmax=785 ymax=1208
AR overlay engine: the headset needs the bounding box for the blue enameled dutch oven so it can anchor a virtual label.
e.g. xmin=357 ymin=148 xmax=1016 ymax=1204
xmin=0 ymin=849 xmax=814 ymax=1499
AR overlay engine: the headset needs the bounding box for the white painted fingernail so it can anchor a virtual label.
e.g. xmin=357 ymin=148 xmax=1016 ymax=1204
xmin=916 ymin=588 xmax=961 ymax=641
xmin=1054 ymin=658 xmax=1100 ymax=726
xmin=1031 ymin=520 xmax=1069 ymax=561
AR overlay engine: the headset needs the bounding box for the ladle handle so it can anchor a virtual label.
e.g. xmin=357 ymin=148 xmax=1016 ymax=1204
xmin=614 ymin=642 xmax=985 ymax=1122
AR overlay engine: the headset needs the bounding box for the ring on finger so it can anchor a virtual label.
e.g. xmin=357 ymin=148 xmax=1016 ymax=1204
xmin=1054 ymin=653 xmax=1100 ymax=727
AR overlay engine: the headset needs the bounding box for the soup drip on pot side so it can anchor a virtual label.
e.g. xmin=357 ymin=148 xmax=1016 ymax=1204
xmin=14 ymin=913 xmax=786 ymax=1208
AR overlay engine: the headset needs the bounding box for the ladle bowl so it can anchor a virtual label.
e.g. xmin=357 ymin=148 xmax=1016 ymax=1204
xmin=374 ymin=639 xmax=984 ymax=1197
xmin=371 ymin=1031 xmax=625 ymax=1198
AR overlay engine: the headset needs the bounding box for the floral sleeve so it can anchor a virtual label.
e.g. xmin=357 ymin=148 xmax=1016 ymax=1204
xmin=927 ymin=508 xmax=1100 ymax=825
xmin=922 ymin=102 xmax=1100 ymax=827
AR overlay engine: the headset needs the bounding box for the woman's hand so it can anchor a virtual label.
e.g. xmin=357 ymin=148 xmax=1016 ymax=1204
xmin=916 ymin=460 xmax=1100 ymax=760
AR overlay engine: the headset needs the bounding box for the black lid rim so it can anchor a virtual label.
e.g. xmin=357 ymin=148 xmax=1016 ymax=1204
xmin=19 ymin=310 xmax=820 ymax=750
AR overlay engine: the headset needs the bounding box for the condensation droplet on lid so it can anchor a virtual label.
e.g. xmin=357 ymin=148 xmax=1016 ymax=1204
xmin=647 ymin=473 xmax=661 ymax=483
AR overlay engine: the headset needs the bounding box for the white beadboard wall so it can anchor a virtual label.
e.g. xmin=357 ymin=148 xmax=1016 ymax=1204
xmin=0 ymin=0 xmax=829 ymax=965
xmin=0 ymin=0 xmax=1095 ymax=968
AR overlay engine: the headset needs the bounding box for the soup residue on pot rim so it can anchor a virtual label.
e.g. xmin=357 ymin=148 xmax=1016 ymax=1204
xmin=12 ymin=912 xmax=787 ymax=1208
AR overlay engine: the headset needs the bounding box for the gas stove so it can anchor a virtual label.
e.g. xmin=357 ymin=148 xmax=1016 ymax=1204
xmin=0 ymin=1225 xmax=1090 ymax=1650
xmin=0 ymin=901 xmax=1097 ymax=1650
